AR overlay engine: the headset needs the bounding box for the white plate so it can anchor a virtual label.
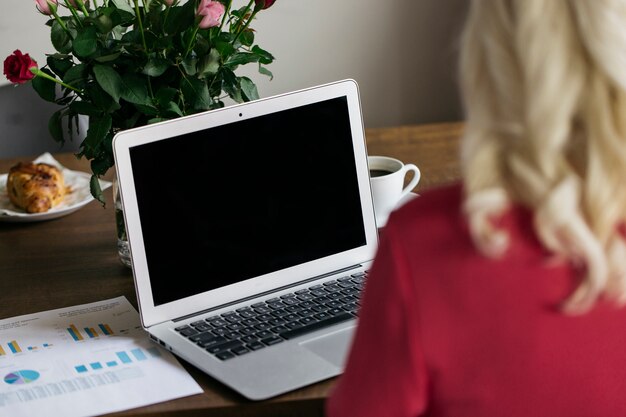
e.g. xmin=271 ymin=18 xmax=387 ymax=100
xmin=375 ymin=192 xmax=419 ymax=229
xmin=0 ymin=153 xmax=112 ymax=223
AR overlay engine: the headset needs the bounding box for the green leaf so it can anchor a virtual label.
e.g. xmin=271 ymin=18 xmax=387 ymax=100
xmin=225 ymin=52 xmax=260 ymax=68
xmin=164 ymin=0 xmax=196 ymax=34
xmin=84 ymin=114 xmax=113 ymax=152
xmin=181 ymin=77 xmax=211 ymax=110
xmin=120 ymin=74 xmax=152 ymax=106
xmin=110 ymin=0 xmax=135 ymax=15
xmin=163 ymin=101 xmax=183 ymax=117
xmin=221 ymin=68 xmax=242 ymax=103
xmin=197 ymin=48 xmax=221 ymax=77
xmin=133 ymin=103 xmax=159 ymax=116
xmin=181 ymin=56 xmax=198 ymax=76
xmin=143 ymin=57 xmax=169 ymax=77
xmin=32 ymin=69 xmax=57 ymax=103
xmin=73 ymin=26 xmax=98 ymax=58
xmin=63 ymin=63 xmax=88 ymax=87
xmin=240 ymin=30 xmax=255 ymax=47
xmin=51 ymin=20 xmax=72 ymax=54
xmin=89 ymin=174 xmax=105 ymax=205
xmin=70 ymin=100 xmax=101 ymax=116
xmin=90 ymin=157 xmax=111 ymax=176
xmin=47 ymin=56 xmax=73 ymax=78
xmin=252 ymin=45 xmax=275 ymax=65
xmin=93 ymin=14 xmax=114 ymax=33
xmin=86 ymin=83 xmax=121 ymax=113
xmin=155 ymin=87 xmax=178 ymax=107
xmin=93 ymin=65 xmax=124 ymax=103
xmin=95 ymin=52 xmax=122 ymax=63
xmin=48 ymin=110 xmax=65 ymax=144
xmin=258 ymin=64 xmax=273 ymax=80
xmin=240 ymin=77 xmax=259 ymax=102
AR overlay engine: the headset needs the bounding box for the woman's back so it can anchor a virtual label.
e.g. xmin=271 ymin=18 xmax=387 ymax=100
xmin=327 ymin=184 xmax=626 ymax=417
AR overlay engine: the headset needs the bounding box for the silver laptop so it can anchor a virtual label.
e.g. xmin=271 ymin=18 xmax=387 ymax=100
xmin=112 ymin=79 xmax=378 ymax=400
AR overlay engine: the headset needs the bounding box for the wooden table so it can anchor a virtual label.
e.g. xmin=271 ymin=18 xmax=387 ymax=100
xmin=0 ymin=122 xmax=463 ymax=416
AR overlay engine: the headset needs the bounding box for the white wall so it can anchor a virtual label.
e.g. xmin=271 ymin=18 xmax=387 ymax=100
xmin=0 ymin=0 xmax=467 ymax=129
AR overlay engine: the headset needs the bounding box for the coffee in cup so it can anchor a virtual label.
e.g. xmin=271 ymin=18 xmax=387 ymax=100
xmin=367 ymin=155 xmax=421 ymax=227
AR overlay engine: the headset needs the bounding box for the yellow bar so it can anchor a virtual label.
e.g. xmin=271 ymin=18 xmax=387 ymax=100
xmin=10 ymin=340 xmax=22 ymax=353
xmin=90 ymin=328 xmax=98 ymax=337
xmin=70 ymin=324 xmax=84 ymax=341
xmin=0 ymin=345 xmax=5 ymax=355
xmin=104 ymin=324 xmax=114 ymax=335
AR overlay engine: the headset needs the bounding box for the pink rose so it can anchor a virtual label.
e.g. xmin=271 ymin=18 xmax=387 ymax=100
xmin=3 ymin=50 xmax=38 ymax=84
xmin=197 ymin=0 xmax=225 ymax=29
xmin=34 ymin=0 xmax=57 ymax=15
xmin=254 ymin=0 xmax=276 ymax=10
xmin=163 ymin=0 xmax=175 ymax=5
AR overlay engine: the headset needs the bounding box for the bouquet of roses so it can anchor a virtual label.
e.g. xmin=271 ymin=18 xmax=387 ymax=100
xmin=3 ymin=0 xmax=276 ymax=203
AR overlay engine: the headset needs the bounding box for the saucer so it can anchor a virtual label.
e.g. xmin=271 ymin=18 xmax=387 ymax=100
xmin=375 ymin=192 xmax=419 ymax=228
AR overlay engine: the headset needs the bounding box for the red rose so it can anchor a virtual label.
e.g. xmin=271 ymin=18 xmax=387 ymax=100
xmin=254 ymin=0 xmax=276 ymax=10
xmin=3 ymin=50 xmax=38 ymax=84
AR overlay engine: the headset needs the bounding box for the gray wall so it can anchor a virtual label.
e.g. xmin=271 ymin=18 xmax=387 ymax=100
xmin=0 ymin=0 xmax=467 ymax=157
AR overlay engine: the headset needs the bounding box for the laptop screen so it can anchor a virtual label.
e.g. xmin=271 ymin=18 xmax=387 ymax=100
xmin=129 ymin=96 xmax=367 ymax=306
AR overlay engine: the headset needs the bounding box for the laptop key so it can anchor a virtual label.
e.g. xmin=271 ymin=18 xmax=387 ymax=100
xmin=270 ymin=325 xmax=289 ymax=333
xmin=247 ymin=341 xmax=265 ymax=351
xmin=216 ymin=351 xmax=235 ymax=360
xmin=207 ymin=340 xmax=243 ymax=354
xmin=261 ymin=336 xmax=284 ymax=346
xmin=198 ymin=335 xmax=228 ymax=348
xmin=241 ymin=335 xmax=258 ymax=344
xmin=232 ymin=346 xmax=250 ymax=356
xmin=179 ymin=327 xmax=199 ymax=337
xmin=280 ymin=312 xmax=353 ymax=340
xmin=338 ymin=275 xmax=353 ymax=282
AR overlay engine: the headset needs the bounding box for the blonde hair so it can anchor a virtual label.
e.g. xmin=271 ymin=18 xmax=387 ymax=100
xmin=459 ymin=0 xmax=626 ymax=313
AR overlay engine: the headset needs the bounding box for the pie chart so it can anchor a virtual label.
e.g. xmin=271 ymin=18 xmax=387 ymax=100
xmin=4 ymin=370 xmax=40 ymax=385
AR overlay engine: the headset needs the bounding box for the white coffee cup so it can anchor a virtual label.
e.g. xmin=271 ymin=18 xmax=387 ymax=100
xmin=368 ymin=155 xmax=421 ymax=226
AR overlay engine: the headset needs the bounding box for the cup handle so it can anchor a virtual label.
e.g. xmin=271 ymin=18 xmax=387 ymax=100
xmin=400 ymin=164 xmax=421 ymax=199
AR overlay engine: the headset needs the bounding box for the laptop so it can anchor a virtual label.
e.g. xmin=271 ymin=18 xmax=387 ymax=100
xmin=112 ymin=79 xmax=378 ymax=400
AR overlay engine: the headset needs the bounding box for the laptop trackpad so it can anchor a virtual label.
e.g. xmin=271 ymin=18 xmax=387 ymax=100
xmin=299 ymin=327 xmax=354 ymax=368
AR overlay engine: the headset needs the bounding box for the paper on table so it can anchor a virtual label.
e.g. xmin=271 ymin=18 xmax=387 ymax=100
xmin=0 ymin=296 xmax=202 ymax=417
xmin=0 ymin=153 xmax=111 ymax=219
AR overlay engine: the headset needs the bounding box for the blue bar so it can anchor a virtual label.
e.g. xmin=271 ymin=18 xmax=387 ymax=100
xmin=8 ymin=343 xmax=17 ymax=354
xmin=116 ymin=351 xmax=132 ymax=364
xmin=147 ymin=347 xmax=161 ymax=357
xmin=98 ymin=324 xmax=110 ymax=335
xmin=106 ymin=361 xmax=118 ymax=367
xmin=90 ymin=362 xmax=103 ymax=370
xmin=75 ymin=365 xmax=88 ymax=373
xmin=131 ymin=348 xmax=147 ymax=361
xmin=67 ymin=328 xmax=80 ymax=341
xmin=84 ymin=328 xmax=95 ymax=338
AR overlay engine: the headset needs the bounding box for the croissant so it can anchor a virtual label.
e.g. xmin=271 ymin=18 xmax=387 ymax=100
xmin=7 ymin=162 xmax=67 ymax=213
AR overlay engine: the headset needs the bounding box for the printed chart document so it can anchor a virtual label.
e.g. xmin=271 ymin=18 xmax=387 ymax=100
xmin=0 ymin=296 xmax=203 ymax=416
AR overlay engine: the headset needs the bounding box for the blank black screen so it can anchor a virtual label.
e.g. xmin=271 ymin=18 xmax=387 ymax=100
xmin=130 ymin=96 xmax=366 ymax=306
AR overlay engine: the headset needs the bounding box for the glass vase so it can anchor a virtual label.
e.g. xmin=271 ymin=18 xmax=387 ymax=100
xmin=113 ymin=178 xmax=132 ymax=268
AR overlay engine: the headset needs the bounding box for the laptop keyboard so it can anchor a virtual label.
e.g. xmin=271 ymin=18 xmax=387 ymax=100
xmin=174 ymin=271 xmax=367 ymax=360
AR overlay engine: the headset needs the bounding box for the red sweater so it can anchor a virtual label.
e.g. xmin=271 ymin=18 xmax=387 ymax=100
xmin=326 ymin=184 xmax=626 ymax=417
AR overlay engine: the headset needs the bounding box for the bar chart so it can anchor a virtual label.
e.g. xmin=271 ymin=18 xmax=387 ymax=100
xmin=74 ymin=347 xmax=162 ymax=374
xmin=66 ymin=323 xmax=114 ymax=341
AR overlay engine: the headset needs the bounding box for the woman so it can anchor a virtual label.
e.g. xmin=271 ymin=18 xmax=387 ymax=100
xmin=326 ymin=1 xmax=626 ymax=416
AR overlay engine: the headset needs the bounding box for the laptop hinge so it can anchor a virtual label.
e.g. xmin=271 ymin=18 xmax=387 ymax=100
xmin=172 ymin=264 xmax=364 ymax=322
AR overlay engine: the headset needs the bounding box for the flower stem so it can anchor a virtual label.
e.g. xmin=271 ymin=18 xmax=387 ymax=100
xmin=232 ymin=5 xmax=258 ymax=45
xmin=73 ymin=0 xmax=90 ymax=16
xmin=218 ymin=0 xmax=232 ymax=31
xmin=133 ymin=0 xmax=149 ymax=54
xmin=62 ymin=0 xmax=83 ymax=27
xmin=30 ymin=68 xmax=82 ymax=94
xmin=183 ymin=26 xmax=200 ymax=60
xmin=235 ymin=0 xmax=255 ymax=32
xmin=50 ymin=7 xmax=72 ymax=35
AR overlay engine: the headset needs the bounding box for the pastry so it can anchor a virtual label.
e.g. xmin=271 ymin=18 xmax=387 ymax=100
xmin=7 ymin=162 xmax=68 ymax=213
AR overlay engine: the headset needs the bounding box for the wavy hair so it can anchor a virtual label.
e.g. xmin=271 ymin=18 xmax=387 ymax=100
xmin=459 ymin=0 xmax=626 ymax=313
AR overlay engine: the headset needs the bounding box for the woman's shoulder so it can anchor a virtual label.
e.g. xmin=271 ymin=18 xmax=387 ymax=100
xmin=386 ymin=183 xmax=466 ymax=241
